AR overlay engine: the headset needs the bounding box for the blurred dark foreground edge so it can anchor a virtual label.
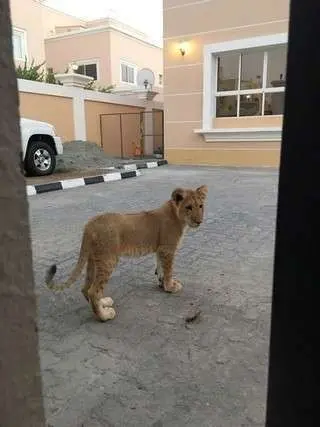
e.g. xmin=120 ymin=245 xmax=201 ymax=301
xmin=265 ymin=0 xmax=319 ymax=426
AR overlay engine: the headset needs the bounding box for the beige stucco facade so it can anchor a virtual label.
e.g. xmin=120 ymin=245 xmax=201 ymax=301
xmin=19 ymin=91 xmax=75 ymax=141
xmin=45 ymin=31 xmax=112 ymax=83
xmin=109 ymin=30 xmax=163 ymax=89
xmin=41 ymin=6 xmax=85 ymax=39
xmin=10 ymin=0 xmax=45 ymax=65
xmin=163 ymin=0 xmax=290 ymax=167
xmin=44 ymin=20 xmax=163 ymax=101
xmin=10 ymin=1 xmax=163 ymax=101
xmin=10 ymin=0 xmax=84 ymax=66
xmin=44 ymin=25 xmax=163 ymax=93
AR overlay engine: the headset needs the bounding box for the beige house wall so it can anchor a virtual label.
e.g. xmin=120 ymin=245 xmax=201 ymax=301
xmin=19 ymin=91 xmax=75 ymax=141
xmin=163 ymin=0 xmax=290 ymax=167
xmin=109 ymin=30 xmax=163 ymax=88
xmin=41 ymin=5 xmax=85 ymax=38
xmin=214 ymin=116 xmax=283 ymax=129
xmin=9 ymin=0 xmax=84 ymax=66
xmin=10 ymin=0 xmax=45 ymax=65
xmin=44 ymin=31 xmax=112 ymax=80
xmin=44 ymin=28 xmax=163 ymax=94
xmin=10 ymin=1 xmax=163 ymax=98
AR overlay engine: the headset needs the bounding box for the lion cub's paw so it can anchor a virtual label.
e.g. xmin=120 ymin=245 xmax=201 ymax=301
xmin=100 ymin=297 xmax=114 ymax=307
xmin=164 ymin=279 xmax=183 ymax=293
xmin=97 ymin=306 xmax=116 ymax=322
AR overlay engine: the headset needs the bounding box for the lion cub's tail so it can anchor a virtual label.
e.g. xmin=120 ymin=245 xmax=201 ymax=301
xmin=45 ymin=232 xmax=90 ymax=292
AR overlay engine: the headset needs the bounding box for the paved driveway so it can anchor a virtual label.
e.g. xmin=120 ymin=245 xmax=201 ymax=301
xmin=29 ymin=165 xmax=279 ymax=427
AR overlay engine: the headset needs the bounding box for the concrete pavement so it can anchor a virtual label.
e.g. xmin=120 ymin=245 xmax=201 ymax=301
xmin=29 ymin=165 xmax=279 ymax=427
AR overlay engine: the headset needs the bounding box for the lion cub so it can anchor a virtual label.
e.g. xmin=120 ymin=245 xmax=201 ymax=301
xmin=46 ymin=185 xmax=208 ymax=322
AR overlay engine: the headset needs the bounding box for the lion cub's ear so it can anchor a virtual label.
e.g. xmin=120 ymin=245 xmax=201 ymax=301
xmin=171 ymin=188 xmax=185 ymax=203
xmin=196 ymin=185 xmax=208 ymax=199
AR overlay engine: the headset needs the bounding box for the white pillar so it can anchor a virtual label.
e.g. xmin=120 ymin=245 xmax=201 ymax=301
xmin=72 ymin=91 xmax=87 ymax=141
xmin=55 ymin=72 xmax=92 ymax=141
xmin=144 ymin=104 xmax=154 ymax=156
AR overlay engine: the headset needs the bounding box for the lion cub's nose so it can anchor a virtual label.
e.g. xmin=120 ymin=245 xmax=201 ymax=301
xmin=195 ymin=220 xmax=202 ymax=225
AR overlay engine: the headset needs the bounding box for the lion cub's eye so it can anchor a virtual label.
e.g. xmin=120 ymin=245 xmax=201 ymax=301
xmin=199 ymin=204 xmax=203 ymax=209
xmin=186 ymin=205 xmax=192 ymax=211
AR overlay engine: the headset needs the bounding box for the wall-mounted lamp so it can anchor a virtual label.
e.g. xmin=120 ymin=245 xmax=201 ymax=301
xmin=178 ymin=41 xmax=188 ymax=56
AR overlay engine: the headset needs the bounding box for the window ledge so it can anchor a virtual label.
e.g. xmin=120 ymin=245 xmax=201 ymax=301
xmin=194 ymin=127 xmax=282 ymax=142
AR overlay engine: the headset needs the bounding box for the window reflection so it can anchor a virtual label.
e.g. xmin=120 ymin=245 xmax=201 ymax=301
xmin=216 ymin=96 xmax=237 ymax=117
xmin=240 ymin=51 xmax=264 ymax=90
xmin=217 ymin=54 xmax=239 ymax=91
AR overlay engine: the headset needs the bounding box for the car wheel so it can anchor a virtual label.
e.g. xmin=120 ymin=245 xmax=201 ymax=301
xmin=25 ymin=141 xmax=56 ymax=176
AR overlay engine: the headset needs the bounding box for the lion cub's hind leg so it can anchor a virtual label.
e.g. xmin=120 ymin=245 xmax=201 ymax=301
xmin=87 ymin=257 xmax=118 ymax=322
xmin=81 ymin=256 xmax=94 ymax=302
xmin=81 ymin=258 xmax=114 ymax=306
xmin=155 ymin=251 xmax=164 ymax=288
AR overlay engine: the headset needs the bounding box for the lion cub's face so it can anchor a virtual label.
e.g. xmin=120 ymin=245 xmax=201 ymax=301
xmin=171 ymin=185 xmax=208 ymax=228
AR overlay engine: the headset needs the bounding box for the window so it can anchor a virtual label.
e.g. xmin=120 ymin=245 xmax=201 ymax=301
xmin=76 ymin=63 xmax=98 ymax=80
xmin=120 ymin=62 xmax=136 ymax=84
xmin=12 ymin=28 xmax=27 ymax=60
xmin=159 ymin=73 xmax=163 ymax=86
xmin=215 ymin=44 xmax=287 ymax=117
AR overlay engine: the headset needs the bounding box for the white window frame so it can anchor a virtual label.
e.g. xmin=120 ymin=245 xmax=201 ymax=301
xmin=120 ymin=61 xmax=137 ymax=85
xmin=198 ymin=33 xmax=288 ymax=141
xmin=12 ymin=27 xmax=28 ymax=61
xmin=75 ymin=59 xmax=100 ymax=81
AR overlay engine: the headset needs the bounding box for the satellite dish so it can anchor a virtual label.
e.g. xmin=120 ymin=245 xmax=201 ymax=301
xmin=137 ymin=68 xmax=155 ymax=90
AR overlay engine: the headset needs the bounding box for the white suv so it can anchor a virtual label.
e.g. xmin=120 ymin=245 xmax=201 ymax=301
xmin=20 ymin=117 xmax=63 ymax=176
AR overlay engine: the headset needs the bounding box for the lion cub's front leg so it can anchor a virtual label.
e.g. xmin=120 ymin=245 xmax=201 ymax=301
xmin=157 ymin=249 xmax=182 ymax=293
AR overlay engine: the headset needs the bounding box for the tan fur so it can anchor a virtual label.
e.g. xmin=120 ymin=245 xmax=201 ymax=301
xmin=46 ymin=185 xmax=208 ymax=322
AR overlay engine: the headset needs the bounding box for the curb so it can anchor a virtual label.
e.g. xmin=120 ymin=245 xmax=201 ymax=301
xmin=119 ymin=159 xmax=168 ymax=171
xmin=26 ymin=159 xmax=168 ymax=196
xmin=27 ymin=169 xmax=141 ymax=196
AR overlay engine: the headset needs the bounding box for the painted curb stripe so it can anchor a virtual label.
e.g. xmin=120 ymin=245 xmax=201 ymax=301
xmin=146 ymin=161 xmax=158 ymax=168
xmin=61 ymin=178 xmax=85 ymax=189
xmin=84 ymin=175 xmax=104 ymax=185
xmin=121 ymin=170 xmax=138 ymax=179
xmin=27 ymin=160 xmax=167 ymax=196
xmin=157 ymin=160 xmax=168 ymax=166
xmin=34 ymin=181 xmax=63 ymax=194
xmin=123 ymin=163 xmax=138 ymax=171
xmin=117 ymin=159 xmax=168 ymax=170
xmin=26 ymin=185 xmax=37 ymax=196
xmin=103 ymin=172 xmax=122 ymax=182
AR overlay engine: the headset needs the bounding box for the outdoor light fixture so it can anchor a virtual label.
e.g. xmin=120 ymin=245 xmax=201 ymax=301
xmin=178 ymin=41 xmax=188 ymax=56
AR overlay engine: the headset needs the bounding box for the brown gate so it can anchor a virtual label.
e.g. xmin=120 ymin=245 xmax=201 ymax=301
xmin=99 ymin=110 xmax=164 ymax=159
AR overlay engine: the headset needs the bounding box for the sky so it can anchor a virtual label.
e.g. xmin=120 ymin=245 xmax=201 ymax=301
xmin=44 ymin=0 xmax=163 ymax=42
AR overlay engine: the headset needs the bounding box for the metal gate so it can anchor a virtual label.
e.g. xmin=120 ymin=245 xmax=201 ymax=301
xmin=99 ymin=110 xmax=164 ymax=159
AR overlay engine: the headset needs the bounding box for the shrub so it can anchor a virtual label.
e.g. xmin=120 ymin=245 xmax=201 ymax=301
xmin=16 ymin=57 xmax=45 ymax=81
xmin=98 ymin=84 xmax=114 ymax=93
xmin=84 ymin=81 xmax=115 ymax=93
xmin=15 ymin=58 xmax=62 ymax=85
